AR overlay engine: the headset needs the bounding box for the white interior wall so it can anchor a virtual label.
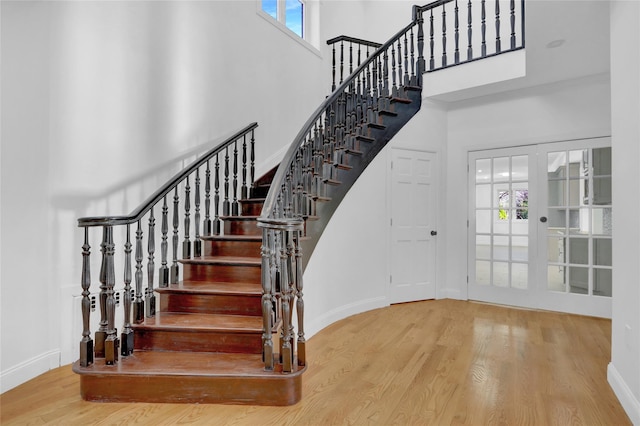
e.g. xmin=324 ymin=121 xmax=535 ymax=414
xmin=0 ymin=0 xmax=326 ymax=392
xmin=608 ymin=1 xmax=640 ymax=423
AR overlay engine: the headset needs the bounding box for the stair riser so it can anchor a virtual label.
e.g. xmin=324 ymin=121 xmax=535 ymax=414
xmin=134 ymin=329 xmax=262 ymax=354
xmin=159 ymin=293 xmax=262 ymax=316
xmin=78 ymin=372 xmax=303 ymax=405
xmin=183 ymin=263 xmax=261 ymax=283
xmin=204 ymin=240 xmax=262 ymax=258
xmin=224 ymin=220 xmax=260 ymax=236
xmin=240 ymin=201 xmax=264 ymax=216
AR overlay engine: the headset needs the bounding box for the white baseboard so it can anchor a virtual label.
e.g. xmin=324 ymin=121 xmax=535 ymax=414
xmin=438 ymin=288 xmax=463 ymax=300
xmin=0 ymin=350 xmax=60 ymax=393
xmin=305 ymin=296 xmax=389 ymax=339
xmin=608 ymin=362 xmax=640 ymax=425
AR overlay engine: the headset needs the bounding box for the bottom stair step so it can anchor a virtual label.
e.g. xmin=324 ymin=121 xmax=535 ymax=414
xmin=73 ymin=351 xmax=305 ymax=405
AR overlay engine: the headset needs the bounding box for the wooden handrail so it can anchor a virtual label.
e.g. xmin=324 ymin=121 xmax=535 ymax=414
xmin=78 ymin=122 xmax=258 ymax=228
xmin=326 ymin=35 xmax=382 ymax=49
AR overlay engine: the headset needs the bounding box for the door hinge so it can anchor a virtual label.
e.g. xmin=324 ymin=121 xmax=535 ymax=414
xmin=467 ymin=275 xmax=469 ymax=283
xmin=467 ymin=219 xmax=469 ymax=227
xmin=390 ymin=218 xmax=393 ymax=226
xmin=390 ymin=275 xmax=393 ymax=284
xmin=391 ymin=160 xmax=393 ymax=169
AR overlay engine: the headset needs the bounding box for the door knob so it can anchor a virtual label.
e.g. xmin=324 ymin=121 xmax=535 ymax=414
xmin=540 ymin=216 xmax=548 ymax=223
xmin=431 ymin=230 xmax=438 ymax=236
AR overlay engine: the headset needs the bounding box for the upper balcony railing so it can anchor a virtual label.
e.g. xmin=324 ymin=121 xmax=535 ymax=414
xmin=416 ymin=0 xmax=525 ymax=72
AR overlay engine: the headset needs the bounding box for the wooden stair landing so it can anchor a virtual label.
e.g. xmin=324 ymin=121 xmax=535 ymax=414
xmin=73 ymin=351 xmax=304 ymax=405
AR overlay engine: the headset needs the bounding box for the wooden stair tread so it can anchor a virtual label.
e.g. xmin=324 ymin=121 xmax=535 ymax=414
xmin=73 ymin=351 xmax=303 ymax=377
xmin=136 ymin=312 xmax=262 ymax=332
xmin=200 ymin=234 xmax=262 ymax=242
xmin=156 ymin=280 xmax=262 ymax=295
xmin=220 ymin=215 xmax=259 ymax=221
xmin=180 ymin=255 xmax=261 ymax=266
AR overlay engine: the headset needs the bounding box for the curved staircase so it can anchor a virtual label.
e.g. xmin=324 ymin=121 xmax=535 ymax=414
xmin=73 ymin=0 xmax=525 ymax=405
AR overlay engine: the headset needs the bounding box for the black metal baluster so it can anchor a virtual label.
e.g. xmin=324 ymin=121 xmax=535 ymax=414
xmin=410 ymin=26 xmax=416 ymax=85
xmin=442 ymin=4 xmax=448 ymax=67
xmin=232 ymin=141 xmax=239 ymax=216
xmin=146 ymin=208 xmax=156 ymax=317
xmin=121 ymin=224 xmax=134 ymax=356
xmin=349 ymin=41 xmax=353 ymax=75
xmin=417 ymin=9 xmax=426 ymax=82
xmin=429 ymin=9 xmax=435 ymax=70
xmin=496 ymin=0 xmax=501 ymax=53
xmin=80 ymin=228 xmax=93 ymax=367
xmin=159 ymin=196 xmax=169 ymax=288
xmin=170 ymin=189 xmax=180 ymax=284
xmin=194 ymin=170 xmax=202 ymax=257
xmin=241 ymin=135 xmax=248 ymax=200
xmin=294 ymin=230 xmax=305 ymax=366
xmin=481 ymin=0 xmax=487 ymax=57
xmin=510 ymin=0 xmax=516 ymax=49
xmin=392 ymin=40 xmax=398 ymax=98
xmin=95 ymin=227 xmax=109 ymax=358
xmin=261 ymin=228 xmax=274 ymax=370
xmin=214 ymin=153 xmax=221 ymax=234
xmin=467 ymin=0 xmax=473 ymax=60
xmin=223 ymin=147 xmax=230 ymax=216
xmin=134 ymin=220 xmax=144 ymax=323
xmin=104 ymin=225 xmax=118 ymax=365
xmin=454 ymin=0 xmax=460 ymax=64
xmin=339 ymin=40 xmax=344 ymax=85
xmin=204 ymin=160 xmax=212 ymax=236
xmin=183 ymin=177 xmax=191 ymax=259
xmin=250 ymin=130 xmax=256 ymax=192
xmin=403 ymin=32 xmax=410 ymax=86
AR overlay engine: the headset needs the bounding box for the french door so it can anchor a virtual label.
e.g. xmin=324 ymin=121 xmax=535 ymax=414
xmin=468 ymin=138 xmax=612 ymax=318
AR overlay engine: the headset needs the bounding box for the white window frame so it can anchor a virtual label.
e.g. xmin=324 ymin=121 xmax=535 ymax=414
xmin=257 ymin=0 xmax=321 ymax=56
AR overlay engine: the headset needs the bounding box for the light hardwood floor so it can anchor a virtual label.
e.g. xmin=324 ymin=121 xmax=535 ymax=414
xmin=0 ymin=299 xmax=631 ymax=425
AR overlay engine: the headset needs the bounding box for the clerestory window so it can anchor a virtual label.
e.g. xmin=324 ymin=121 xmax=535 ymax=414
xmin=261 ymin=0 xmax=304 ymax=38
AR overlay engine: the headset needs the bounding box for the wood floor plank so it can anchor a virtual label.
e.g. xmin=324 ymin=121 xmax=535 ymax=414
xmin=0 ymin=300 xmax=632 ymax=425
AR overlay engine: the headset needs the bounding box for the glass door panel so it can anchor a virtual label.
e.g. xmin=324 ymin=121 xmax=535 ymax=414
xmin=469 ymin=139 xmax=612 ymax=318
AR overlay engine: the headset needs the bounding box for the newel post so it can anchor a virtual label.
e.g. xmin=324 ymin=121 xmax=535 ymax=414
xmin=79 ymin=227 xmax=93 ymax=367
xmin=257 ymin=217 xmax=305 ymax=373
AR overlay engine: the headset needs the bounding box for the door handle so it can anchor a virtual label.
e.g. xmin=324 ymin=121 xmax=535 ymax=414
xmin=431 ymin=230 xmax=438 ymax=236
xmin=540 ymin=216 xmax=548 ymax=223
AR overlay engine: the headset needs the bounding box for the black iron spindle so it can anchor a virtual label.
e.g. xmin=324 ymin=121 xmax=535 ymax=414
xmin=223 ymin=147 xmax=230 ymax=216
xmin=79 ymin=228 xmax=93 ymax=367
xmin=496 ymin=0 xmax=501 ymax=53
xmin=121 ymin=224 xmax=134 ymax=356
xmin=510 ymin=0 xmax=516 ymax=49
xmin=204 ymin=160 xmax=212 ymax=236
xmin=391 ymin=42 xmax=398 ymax=97
xmin=170 ymin=188 xmax=180 ymax=284
xmin=454 ymin=0 xmax=460 ymax=64
xmin=250 ymin=130 xmax=255 ymax=193
xmin=160 ymin=196 xmax=169 ymax=288
xmin=183 ymin=177 xmax=191 ymax=259
xmin=467 ymin=0 xmax=473 ymax=60
xmin=104 ymin=225 xmax=118 ymax=365
xmin=95 ymin=227 xmax=109 ymax=358
xmin=194 ymin=169 xmax=202 ymax=257
xmin=339 ymin=41 xmax=344 ymax=85
xmin=146 ymin=208 xmax=156 ymax=317
xmin=429 ymin=9 xmax=435 ymax=70
xmin=403 ymin=33 xmax=410 ymax=86
xmin=134 ymin=220 xmax=144 ymax=323
xmin=442 ymin=4 xmax=447 ymax=67
xmin=214 ymin=153 xmax=221 ymax=234
xmin=241 ymin=135 xmax=248 ymax=200
xmin=232 ymin=141 xmax=239 ymax=216
xmin=481 ymin=0 xmax=487 ymax=57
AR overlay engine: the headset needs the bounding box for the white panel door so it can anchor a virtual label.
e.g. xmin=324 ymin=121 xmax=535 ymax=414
xmin=390 ymin=149 xmax=437 ymax=304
